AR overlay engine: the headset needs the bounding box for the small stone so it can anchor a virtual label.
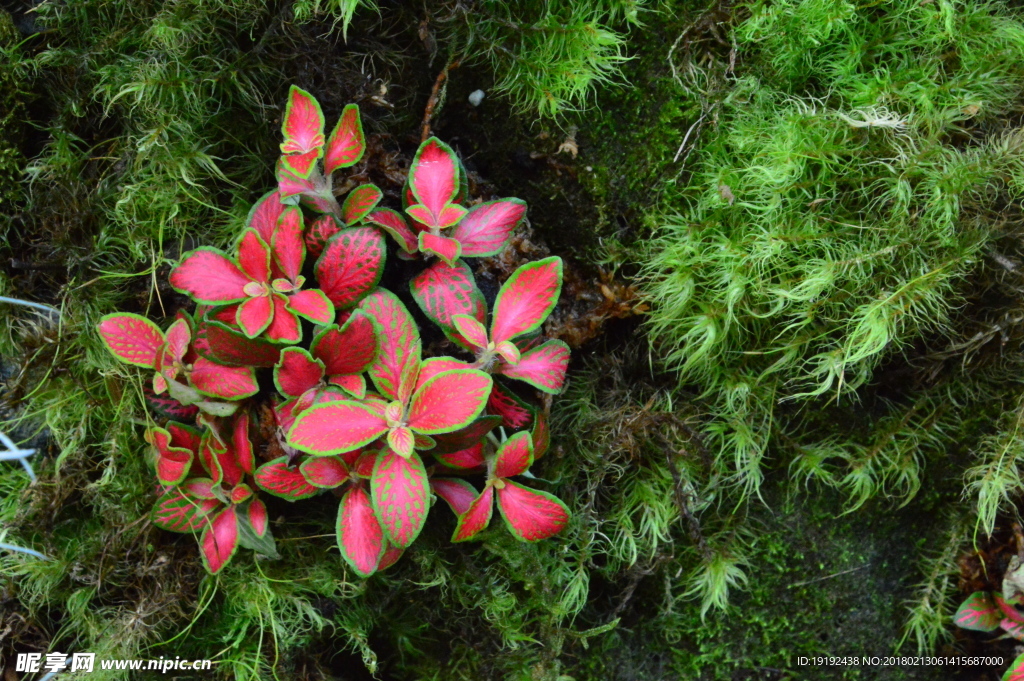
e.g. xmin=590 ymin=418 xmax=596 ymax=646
xmin=468 ymin=90 xmax=485 ymax=107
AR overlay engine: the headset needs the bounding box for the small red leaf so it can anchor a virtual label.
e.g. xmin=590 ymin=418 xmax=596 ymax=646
xmin=494 ymin=431 xmax=533 ymax=479
xmin=342 ymin=184 xmax=383 ymax=226
xmin=280 ymin=85 xmax=325 ymax=154
xmin=236 ymin=294 xmax=273 ymax=338
xmin=366 ymin=208 xmax=418 ymax=253
xmin=490 ymin=256 xmax=563 ymax=344
xmin=452 ymin=486 xmax=493 ymax=542
xmin=265 ymin=294 xmax=302 ymax=343
xmin=408 ymin=137 xmax=459 ymax=217
xmin=450 ymin=198 xmax=526 ymax=257
xmin=955 ymin=592 xmax=1002 ymax=631
xmin=288 ymin=401 xmax=389 ymax=455
xmin=282 ymin=148 xmax=321 ymax=178
xmin=371 ymin=449 xmax=430 ymax=547
xmin=248 ymin=497 xmax=269 ymax=537
xmin=97 ymin=313 xmax=165 ymax=368
xmin=255 ymin=457 xmax=321 ymax=500
xmin=312 ymin=310 xmax=378 ymax=378
xmin=167 ymin=422 xmax=201 ymax=452
xmin=359 ymin=289 xmax=421 ymax=401
xmin=189 ymin=357 xmax=259 ymax=400
xmin=496 ymin=481 xmax=569 ymax=542
xmin=487 ymin=382 xmax=533 ymax=429
xmin=152 ymin=488 xmax=217 ymax=533
xmin=194 ymin=317 xmax=282 ymax=368
xmin=337 ymin=485 xmax=384 ymax=577
xmin=164 ymin=318 xmax=191 ymax=365
xmin=184 ymin=478 xmax=218 ymax=500
xmin=451 ymin=314 xmax=488 ymax=349
xmin=230 ymin=483 xmax=254 ymax=504
xmin=305 ymin=215 xmax=341 ymax=258
xmin=500 ymin=340 xmax=570 ymax=393
xmin=157 ymin=447 xmax=193 ymax=485
xmin=316 ymin=227 xmax=386 ymax=308
xmin=237 ymin=230 xmax=271 ymax=282
xmin=419 ymin=232 xmax=462 ymax=267
xmin=234 ymin=412 xmax=254 ymax=474
xmin=274 ymin=347 xmax=325 ymax=397
xmin=532 ymin=410 xmax=550 ymax=460
xmin=324 ymin=104 xmax=365 ymax=175
xmin=300 ymin=455 xmax=350 ymax=488
xmin=200 ymin=506 xmax=240 ymax=574
xmin=272 ymin=207 xmax=305 ymax=281
xmin=410 ymin=260 xmax=487 ymax=346
xmin=495 ymin=340 xmax=520 ymax=365
xmin=378 ymin=544 xmax=404 ymax=571
xmin=287 ymin=289 xmax=334 ymax=325
xmin=408 ymin=370 xmax=492 ymax=434
xmin=170 ymin=248 xmax=251 ymax=304
xmin=431 ymin=478 xmax=479 ymax=516
xmin=435 ymin=441 xmax=485 ymax=470
xmin=385 ymin=427 xmax=413 ymax=458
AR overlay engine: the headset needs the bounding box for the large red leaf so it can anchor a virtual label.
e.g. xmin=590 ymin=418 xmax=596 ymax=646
xmin=152 ymin=488 xmax=217 ymax=533
xmin=237 ymin=229 xmax=271 ymax=282
xmin=272 ymin=207 xmax=305 ymax=281
xmin=494 ymin=431 xmax=533 ymax=479
xmin=450 ymin=198 xmax=526 ymax=257
xmin=954 ymin=592 xmax=1001 ymax=631
xmin=247 ymin=190 xmax=286 ymax=244
xmin=300 ymin=455 xmax=350 ymax=488
xmin=337 ymin=486 xmax=384 ymax=577
xmin=305 ymin=215 xmax=341 ymax=258
xmin=280 ymin=85 xmax=325 ymax=154
xmin=452 ymin=486 xmax=493 ymax=542
xmin=371 ymin=449 xmax=430 ymax=547
xmin=324 ymin=104 xmax=365 ymax=175
xmin=167 ymin=421 xmax=202 ymax=452
xmin=189 ymin=357 xmax=259 ymax=400
xmin=194 ymin=317 xmax=282 ymax=368
xmin=366 ymin=208 xmax=418 ymax=253
xmin=409 ymin=261 xmax=487 ymax=345
xmin=342 ymin=184 xmax=383 ymax=226
xmin=288 ymin=401 xmax=389 ymax=455
xmin=490 ymin=256 xmax=563 ymax=344
xmin=431 ymin=416 xmax=502 ymax=454
xmin=500 ymin=340 xmax=570 ymax=393
xmin=487 ymin=382 xmax=533 ymax=429
xmin=495 ymin=481 xmax=569 ymax=542
xmin=408 ymin=137 xmax=459 ymax=218
xmin=431 ymin=478 xmax=479 ymax=516
xmin=274 ymin=347 xmax=325 ymax=397
xmin=254 ymin=457 xmax=321 ymax=500
xmin=359 ymin=289 xmax=421 ymax=401
xmin=98 ymin=313 xmax=164 ymax=368
xmin=407 ymin=370 xmax=492 ymax=434
xmin=265 ymin=294 xmax=301 ymax=343
xmin=312 ymin=309 xmax=378 ymax=377
xmin=200 ymin=506 xmax=240 ymax=574
xmin=170 ymin=248 xmax=251 ymax=304
xmin=315 ymin=227 xmax=385 ymax=308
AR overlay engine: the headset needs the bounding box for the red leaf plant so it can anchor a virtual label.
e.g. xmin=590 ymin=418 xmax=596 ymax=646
xmin=953 ymin=591 xmax=1024 ymax=680
xmin=96 ymin=87 xmax=571 ymax=577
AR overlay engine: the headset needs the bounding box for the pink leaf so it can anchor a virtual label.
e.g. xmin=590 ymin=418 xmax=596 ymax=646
xmin=408 ymin=137 xmax=459 ymax=218
xmin=183 ymin=478 xmax=218 ymax=500
xmin=272 ymin=207 xmax=305 ymax=281
xmin=287 ymin=289 xmax=334 ymax=324
xmin=234 ymin=412 xmax=255 ymax=474
xmin=431 ymin=478 xmax=479 ymax=516
xmin=280 ymin=85 xmax=325 ymax=154
xmin=274 ymin=347 xmax=325 ymax=397
xmin=324 ymin=104 xmax=365 ymax=175
xmin=954 ymin=592 xmax=1002 ymax=631
xmin=409 ymin=261 xmax=487 ymax=346
xmin=336 ymin=486 xmax=384 ymax=577
xmin=387 ymin=426 xmax=415 ymax=458
xmin=494 ymin=340 xmax=520 ymax=365
xmin=500 ymin=340 xmax=570 ymax=393
xmin=167 ymin=422 xmax=201 ymax=452
xmin=264 ymin=294 xmax=301 ymax=343
xmin=366 ymin=208 xmax=418 ymax=253
xmin=248 ymin=497 xmax=269 ymax=537
xmin=230 ymin=484 xmax=253 ymax=504
xmin=494 ymin=431 xmax=533 ymax=479
xmin=281 ymin=148 xmax=321 ymax=178
xmin=170 ymin=248 xmax=251 ymax=304
xmin=435 ymin=441 xmax=486 ymax=470
xmin=450 ymin=198 xmax=526 ymax=257
xmin=194 ymin=317 xmax=282 ymax=368
xmin=496 ymin=481 xmax=569 ymax=542
xmin=157 ymin=447 xmax=193 ymax=485
xmin=359 ymin=289 xmax=421 ymax=401
xmin=378 ymin=544 xmax=404 ymax=571
xmin=237 ymin=230 xmax=272 ymax=282
xmin=414 ymin=357 xmax=471 ymax=392
xmin=151 ymin=488 xmax=217 ymax=533
xmin=315 ymin=227 xmax=386 ymax=308
xmin=371 ymin=449 xmax=430 ymax=547
xmin=996 ymin=594 xmax=1024 ymax=624
xmin=490 ymin=256 xmax=563 ymax=344
xmin=408 ymin=370 xmax=492 ymax=434
xmin=299 ymin=455 xmax=350 ymax=488
xmin=451 ymin=314 xmax=488 ymax=350
xmin=247 ymin=190 xmax=286 ymax=244
xmin=418 ymin=232 xmax=462 ymax=267
xmin=288 ymin=401 xmax=389 ymax=455
xmin=97 ymin=313 xmax=165 ymax=368
xmin=200 ymin=506 xmax=240 ymax=574
xmin=452 ymin=486 xmax=493 ymax=542
xmin=487 ymin=382 xmax=533 ymax=429
xmin=255 ymin=457 xmax=321 ymax=500
xmin=164 ymin=318 xmax=191 ymax=365
xmin=342 ymin=184 xmax=383 ymax=226
xmin=406 ymin=203 xmax=468 ymax=230
xmin=305 ymin=215 xmax=341 ymax=258
xmin=312 ymin=310 xmax=378 ymax=378
xmin=236 ymin=294 xmax=274 ymax=338
xmin=189 ymin=356 xmax=259 ymax=400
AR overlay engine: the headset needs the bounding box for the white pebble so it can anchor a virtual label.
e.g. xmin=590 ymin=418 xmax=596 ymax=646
xmin=468 ymin=90 xmax=485 ymax=107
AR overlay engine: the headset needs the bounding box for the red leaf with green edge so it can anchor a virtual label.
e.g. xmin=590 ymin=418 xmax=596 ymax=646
xmin=152 ymin=488 xmax=217 ymax=533
xmin=353 ymin=450 xmax=378 ymax=477
xmin=230 ymin=484 xmax=253 ymax=504
xmin=408 ymin=370 xmax=492 ymax=434
xmin=277 ymin=156 xmax=318 ymax=201
xmin=200 ymin=506 xmax=240 ymax=574
xmin=490 ymin=256 xmax=563 ymax=344
xmin=282 ymin=148 xmax=321 ymax=178
xmin=432 ymin=416 xmax=502 ymax=454
xmin=272 ymin=207 xmax=305 ymax=281
xmin=313 ymin=310 xmax=378 ymax=379
xmin=184 ymin=478 xmax=218 ymax=500
xmin=452 ymin=486 xmax=493 ymax=542
xmin=324 ymin=103 xmax=365 ymax=175
xmin=167 ymin=422 xmax=201 ymax=452
xmin=532 ymin=410 xmax=550 ymax=460
xmin=97 ymin=313 xmax=165 ymax=368
xmin=1004 ymin=619 xmax=1024 ymax=642
xmin=408 ymin=137 xmax=459 ymax=217
xmin=494 ymin=431 xmax=533 ymax=479
xmin=299 ymin=455 xmax=350 ymax=488
xmin=435 ymin=441 xmax=485 ymax=469
xmin=280 ymin=85 xmax=325 ymax=154
xmin=164 ymin=318 xmax=191 ymax=365
xmin=414 ymin=357 xmax=470 ymax=392
xmin=488 ymin=381 xmax=533 ymax=429
xmin=451 ymin=314 xmax=488 ymax=350
xmin=144 ymin=386 xmax=199 ymax=420
xmin=234 ymin=412 xmax=254 ymax=474
xmin=157 ymin=448 xmax=193 ymax=485
xmin=170 ymin=248 xmax=252 ymax=304
xmin=255 ymin=457 xmax=321 ymax=500
xmin=337 ymin=485 xmax=384 ymax=577
xmin=378 ymin=544 xmax=404 ymax=571
xmin=496 ymin=481 xmax=569 ymax=542
xmin=410 ymin=260 xmax=487 ymax=345
xmin=216 ymin=442 xmax=245 ymax=489
xmin=305 ymin=215 xmax=341 ymax=258
xmin=996 ymin=594 xmax=1024 ymax=624
xmin=371 ymin=449 xmax=430 ymax=547
xmin=450 ymin=198 xmax=526 ymax=256
xmin=387 ymin=427 xmax=415 ymax=458
xmin=414 ymin=432 xmax=435 ymax=450
xmin=1003 ymin=653 xmax=1024 ymax=681
xmin=359 ymin=289 xmax=421 ymax=400
xmin=189 ymin=357 xmax=259 ymax=400
xmin=237 ymin=230 xmax=271 ymax=282
xmin=367 ymin=208 xmax=418 ymax=253
xmin=198 ymin=434 xmax=224 ymax=484
xmin=431 ymin=478 xmax=478 ymax=516
xmin=342 ymin=184 xmax=383 ymax=226
xmin=500 ymin=340 xmax=570 ymax=393
xmin=274 ymin=347 xmax=325 ymax=397
xmin=316 ymin=227 xmax=386 ymax=308
xmin=954 ymin=592 xmax=1002 ymax=631
xmin=265 ymin=294 xmax=302 ymax=343
xmin=418 ymin=232 xmax=462 ymax=267
xmin=288 ymin=401 xmax=389 ymax=455
xmin=248 ymin=497 xmax=268 ymax=537
xmin=275 ymin=389 xmax=347 ymax=431
xmin=194 ymin=317 xmax=282 ymax=368
xmin=287 ymin=289 xmax=334 ymax=325
xmin=236 ymin=294 xmax=273 ymax=338
xmin=406 ymin=203 xmax=468 ymax=230
xmin=247 ymin=190 xmax=286 ymax=244
xmin=331 ymin=374 xmax=366 ymax=398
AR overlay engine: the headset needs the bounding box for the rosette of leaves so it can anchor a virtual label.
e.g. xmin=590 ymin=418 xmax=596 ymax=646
xmin=96 ymin=86 xmax=572 ymax=577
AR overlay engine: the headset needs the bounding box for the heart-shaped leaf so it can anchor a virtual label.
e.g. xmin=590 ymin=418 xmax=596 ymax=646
xmin=288 ymin=401 xmax=389 ymax=455
xmin=490 ymin=256 xmax=563 ymax=344
xmin=342 ymin=184 xmax=383 ymax=226
xmin=255 ymin=457 xmax=321 ymax=500
xmin=450 ymin=198 xmax=526 ymax=257
xmin=98 ymin=313 xmax=165 ymax=368
xmin=500 ymin=340 xmax=570 ymax=393
xmin=496 ymin=481 xmax=569 ymax=542
xmin=324 ymin=104 xmax=365 ymax=175
xmin=407 ymin=370 xmax=492 ymax=434
xmin=280 ymin=85 xmax=326 ymax=154
xmin=316 ymin=227 xmax=386 ymax=308
xmin=954 ymin=591 xmax=1002 ymax=631
xmin=312 ymin=310 xmax=379 ymax=378
xmin=371 ymin=449 xmax=430 ymax=547
xmin=337 ymin=485 xmax=385 ymax=577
